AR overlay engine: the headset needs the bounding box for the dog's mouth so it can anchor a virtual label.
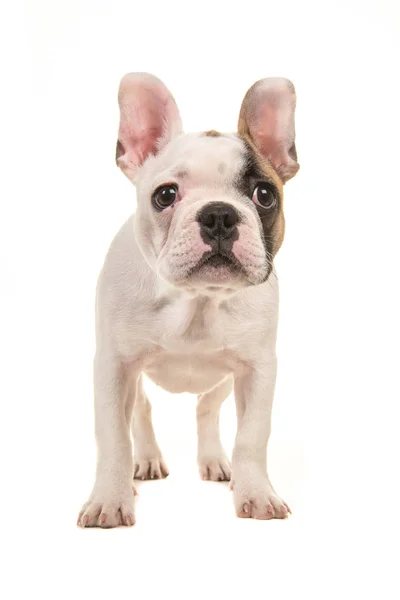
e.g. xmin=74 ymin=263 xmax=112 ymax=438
xmin=203 ymin=253 xmax=237 ymax=268
xmin=188 ymin=251 xmax=242 ymax=279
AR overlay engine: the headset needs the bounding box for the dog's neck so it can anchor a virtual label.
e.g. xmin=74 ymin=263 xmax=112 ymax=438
xmin=154 ymin=275 xmax=242 ymax=305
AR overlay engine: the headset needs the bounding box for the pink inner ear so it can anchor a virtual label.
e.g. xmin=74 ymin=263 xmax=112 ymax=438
xmin=118 ymin=124 xmax=163 ymax=167
xmin=116 ymin=73 xmax=182 ymax=178
xmin=118 ymin=88 xmax=168 ymax=165
xmin=256 ymin=105 xmax=289 ymax=165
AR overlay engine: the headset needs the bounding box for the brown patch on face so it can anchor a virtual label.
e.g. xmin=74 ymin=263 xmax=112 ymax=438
xmin=203 ymin=130 xmax=221 ymax=137
xmin=239 ymin=134 xmax=286 ymax=256
xmin=272 ymin=205 xmax=285 ymax=255
xmin=240 ymin=134 xmax=283 ymax=191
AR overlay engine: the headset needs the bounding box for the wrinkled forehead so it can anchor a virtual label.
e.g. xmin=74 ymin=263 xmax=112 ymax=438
xmin=140 ymin=132 xmax=249 ymax=189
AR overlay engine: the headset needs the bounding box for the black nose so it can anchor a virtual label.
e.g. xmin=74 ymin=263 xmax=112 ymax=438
xmin=197 ymin=202 xmax=239 ymax=240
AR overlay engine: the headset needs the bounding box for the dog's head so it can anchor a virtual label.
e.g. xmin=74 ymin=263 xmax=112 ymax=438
xmin=116 ymin=73 xmax=299 ymax=292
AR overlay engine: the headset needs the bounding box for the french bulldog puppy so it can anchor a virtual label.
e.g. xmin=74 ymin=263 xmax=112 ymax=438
xmin=78 ymin=73 xmax=299 ymax=528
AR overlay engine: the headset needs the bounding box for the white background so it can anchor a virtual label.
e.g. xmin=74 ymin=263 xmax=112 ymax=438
xmin=2 ymin=1 xmax=400 ymax=598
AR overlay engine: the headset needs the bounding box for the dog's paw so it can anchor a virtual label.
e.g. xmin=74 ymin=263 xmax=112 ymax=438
xmin=78 ymin=486 xmax=136 ymax=528
xmin=198 ymin=452 xmax=232 ymax=481
xmin=232 ymin=479 xmax=290 ymax=520
xmin=133 ymin=456 xmax=169 ymax=480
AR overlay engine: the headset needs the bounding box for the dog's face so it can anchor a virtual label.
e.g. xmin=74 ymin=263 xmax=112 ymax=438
xmin=133 ymin=133 xmax=285 ymax=290
xmin=116 ymin=73 xmax=299 ymax=292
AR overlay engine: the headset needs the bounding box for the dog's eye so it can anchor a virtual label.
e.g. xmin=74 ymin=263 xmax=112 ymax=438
xmin=252 ymin=183 xmax=277 ymax=209
xmin=152 ymin=185 xmax=178 ymax=210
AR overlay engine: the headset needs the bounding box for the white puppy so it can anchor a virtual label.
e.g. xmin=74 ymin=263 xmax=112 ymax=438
xmin=78 ymin=73 xmax=299 ymax=528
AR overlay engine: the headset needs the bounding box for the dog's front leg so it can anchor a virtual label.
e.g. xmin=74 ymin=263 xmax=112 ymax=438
xmin=78 ymin=355 xmax=136 ymax=528
xmin=232 ymin=357 xmax=290 ymax=520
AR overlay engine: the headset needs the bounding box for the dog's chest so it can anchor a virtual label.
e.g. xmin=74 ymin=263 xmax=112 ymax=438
xmin=141 ymin=296 xmax=240 ymax=394
xmin=155 ymin=295 xmax=230 ymax=349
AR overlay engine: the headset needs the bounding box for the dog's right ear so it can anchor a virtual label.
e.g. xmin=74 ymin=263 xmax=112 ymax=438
xmin=116 ymin=73 xmax=183 ymax=180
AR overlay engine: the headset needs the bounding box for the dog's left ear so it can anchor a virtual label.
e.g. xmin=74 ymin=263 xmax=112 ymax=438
xmin=116 ymin=72 xmax=183 ymax=180
xmin=238 ymin=78 xmax=299 ymax=182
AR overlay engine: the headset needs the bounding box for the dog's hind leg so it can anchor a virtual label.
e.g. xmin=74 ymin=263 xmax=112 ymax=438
xmin=197 ymin=376 xmax=233 ymax=481
xmin=130 ymin=374 xmax=169 ymax=480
